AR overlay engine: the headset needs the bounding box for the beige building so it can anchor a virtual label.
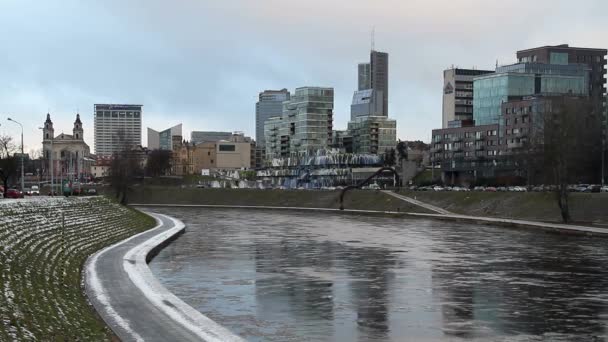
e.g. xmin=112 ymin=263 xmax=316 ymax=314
xmin=215 ymin=133 xmax=251 ymax=170
xmin=42 ymin=113 xmax=93 ymax=180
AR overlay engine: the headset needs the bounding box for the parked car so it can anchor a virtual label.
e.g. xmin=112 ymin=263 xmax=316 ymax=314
xmin=484 ymin=187 xmax=497 ymax=192
xmin=30 ymin=185 xmax=40 ymax=195
xmin=5 ymin=189 xmax=24 ymax=199
xmin=432 ymin=186 xmax=444 ymax=191
xmin=87 ymin=188 xmax=98 ymax=195
xmin=601 ymin=186 xmax=608 ymax=193
xmin=575 ymin=184 xmax=590 ymax=192
xmin=473 ymin=186 xmax=485 ymax=191
xmin=497 ymin=187 xmax=507 ymax=192
xmin=586 ymin=185 xmax=601 ymax=193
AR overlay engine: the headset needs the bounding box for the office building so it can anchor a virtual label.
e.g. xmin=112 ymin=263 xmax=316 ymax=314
xmin=94 ymin=104 xmax=143 ymax=156
xmin=147 ymin=124 xmax=182 ymax=150
xmin=442 ymin=68 xmax=493 ymax=128
xmin=264 ymin=87 xmax=334 ymax=160
xmin=356 ymin=50 xmax=388 ymax=116
xmin=351 ymin=89 xmax=384 ymax=120
xmin=347 ymin=49 xmax=396 ymax=154
xmin=255 ymin=89 xmax=290 ymax=149
xmin=190 ymin=131 xmax=232 ymax=145
xmin=431 ymin=43 xmax=606 ymax=185
xmin=370 ymin=51 xmax=389 ymax=116
xmin=358 ymin=63 xmax=371 ymax=90
xmin=348 ymin=116 xmax=397 ymax=155
xmin=473 ymin=62 xmax=590 ymax=125
xmin=516 ymin=44 xmax=606 ymax=110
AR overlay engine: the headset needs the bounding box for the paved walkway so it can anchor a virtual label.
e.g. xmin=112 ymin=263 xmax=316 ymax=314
xmin=84 ymin=212 xmax=243 ymax=342
xmin=382 ymin=191 xmax=608 ymax=236
xmin=381 ymin=190 xmax=453 ymax=214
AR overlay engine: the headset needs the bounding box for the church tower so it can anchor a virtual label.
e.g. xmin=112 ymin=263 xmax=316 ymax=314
xmin=73 ymin=113 xmax=83 ymax=140
xmin=43 ymin=113 xmax=54 ymax=141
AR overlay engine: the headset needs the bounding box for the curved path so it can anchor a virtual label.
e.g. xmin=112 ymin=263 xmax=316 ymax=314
xmin=84 ymin=212 xmax=243 ymax=342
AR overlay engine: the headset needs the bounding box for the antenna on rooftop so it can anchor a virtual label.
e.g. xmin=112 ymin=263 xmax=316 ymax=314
xmin=371 ymin=26 xmax=375 ymax=51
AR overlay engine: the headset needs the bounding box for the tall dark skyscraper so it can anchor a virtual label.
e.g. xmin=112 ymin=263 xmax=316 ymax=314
xmin=370 ymin=50 xmax=389 ymax=116
xmin=357 ymin=51 xmax=389 ymax=116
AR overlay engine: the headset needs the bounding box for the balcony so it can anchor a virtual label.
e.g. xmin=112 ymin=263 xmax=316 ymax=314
xmin=475 ymin=135 xmax=485 ymax=141
xmin=451 ymin=136 xmax=462 ymax=143
xmin=475 ymin=145 xmax=484 ymax=151
xmin=508 ymin=142 xmax=524 ymax=149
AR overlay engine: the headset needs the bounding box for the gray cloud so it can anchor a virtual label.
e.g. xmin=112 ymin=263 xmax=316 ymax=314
xmin=0 ymin=0 xmax=606 ymax=152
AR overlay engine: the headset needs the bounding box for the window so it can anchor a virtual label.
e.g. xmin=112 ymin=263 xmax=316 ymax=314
xmin=219 ymin=144 xmax=236 ymax=152
xmin=515 ymin=118 xmax=518 ymax=124
xmin=505 ymin=119 xmax=510 ymax=125
xmin=492 ymin=130 xmax=497 ymax=136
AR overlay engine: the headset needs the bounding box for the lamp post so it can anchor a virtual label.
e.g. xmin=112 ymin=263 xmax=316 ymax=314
xmin=7 ymin=118 xmax=24 ymax=192
xmin=39 ymin=127 xmax=54 ymax=195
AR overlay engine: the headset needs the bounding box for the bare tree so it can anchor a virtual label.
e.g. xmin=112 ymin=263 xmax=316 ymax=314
xmin=0 ymin=134 xmax=16 ymax=159
xmin=514 ymin=97 xmax=602 ymax=222
xmin=146 ymin=149 xmax=172 ymax=177
xmin=109 ymin=131 xmax=142 ymax=204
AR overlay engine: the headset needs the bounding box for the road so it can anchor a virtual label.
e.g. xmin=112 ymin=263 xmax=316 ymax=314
xmin=84 ymin=212 xmax=243 ymax=342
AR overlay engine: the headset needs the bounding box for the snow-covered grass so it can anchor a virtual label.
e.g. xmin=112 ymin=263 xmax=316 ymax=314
xmin=0 ymin=196 xmax=156 ymax=340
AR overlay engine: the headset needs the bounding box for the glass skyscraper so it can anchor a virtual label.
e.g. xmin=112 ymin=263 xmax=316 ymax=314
xmin=473 ymin=63 xmax=590 ymax=125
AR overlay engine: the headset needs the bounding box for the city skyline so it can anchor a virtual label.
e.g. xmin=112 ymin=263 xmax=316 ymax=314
xmin=1 ymin=0 xmax=607 ymax=152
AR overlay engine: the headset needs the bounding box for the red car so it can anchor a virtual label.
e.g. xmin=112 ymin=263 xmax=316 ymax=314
xmin=5 ymin=189 xmax=24 ymax=199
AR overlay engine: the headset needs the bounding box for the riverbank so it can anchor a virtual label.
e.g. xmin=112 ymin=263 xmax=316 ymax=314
xmin=126 ymin=186 xmax=432 ymax=213
xmin=397 ymin=190 xmax=608 ymax=225
xmin=0 ymin=197 xmax=156 ymax=340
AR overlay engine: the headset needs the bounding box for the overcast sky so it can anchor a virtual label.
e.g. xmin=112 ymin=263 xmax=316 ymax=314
xmin=1 ymin=0 xmax=606 ymax=153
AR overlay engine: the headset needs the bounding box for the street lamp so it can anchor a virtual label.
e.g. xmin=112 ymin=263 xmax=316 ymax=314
xmin=39 ymin=127 xmax=54 ymax=195
xmin=7 ymin=118 xmax=24 ymax=192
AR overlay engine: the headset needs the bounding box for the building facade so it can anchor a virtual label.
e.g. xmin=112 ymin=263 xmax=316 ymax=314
xmin=358 ymin=63 xmax=371 ymax=90
xmin=442 ymin=68 xmax=493 ymax=128
xmin=190 ymin=131 xmax=232 ymax=145
xmin=42 ymin=113 xmax=92 ymax=181
xmin=148 ymin=124 xmax=182 ymax=150
xmin=473 ymin=62 xmax=590 ymax=126
xmin=370 ymin=51 xmax=389 ymax=116
xmin=94 ymin=104 xmax=142 ymax=156
xmin=350 ymin=89 xmax=384 ymax=120
xmin=348 ymin=116 xmax=397 ymax=155
xmin=516 ymin=44 xmax=607 ymax=110
xmin=255 ymin=89 xmax=290 ymax=150
xmin=263 ymin=87 xmax=334 ymax=161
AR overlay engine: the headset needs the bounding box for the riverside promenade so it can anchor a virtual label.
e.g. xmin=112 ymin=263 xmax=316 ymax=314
xmin=84 ymin=212 xmax=243 ymax=342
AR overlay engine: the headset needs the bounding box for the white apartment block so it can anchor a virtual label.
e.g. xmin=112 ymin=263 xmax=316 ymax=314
xmin=94 ymin=104 xmax=142 ymax=156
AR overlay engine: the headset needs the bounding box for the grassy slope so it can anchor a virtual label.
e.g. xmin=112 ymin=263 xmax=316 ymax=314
xmin=398 ymin=190 xmax=608 ymax=224
xmin=0 ymin=197 xmax=156 ymax=341
xmin=126 ymin=186 xmax=432 ymax=213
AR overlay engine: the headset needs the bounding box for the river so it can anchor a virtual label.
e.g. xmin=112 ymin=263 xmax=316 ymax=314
xmin=148 ymin=207 xmax=608 ymax=341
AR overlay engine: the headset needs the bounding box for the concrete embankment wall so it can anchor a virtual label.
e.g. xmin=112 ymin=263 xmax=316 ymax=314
xmin=127 ymin=187 xmax=432 ymax=213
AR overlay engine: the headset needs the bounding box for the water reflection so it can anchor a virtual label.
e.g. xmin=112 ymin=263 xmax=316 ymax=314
xmin=148 ymin=208 xmax=608 ymax=341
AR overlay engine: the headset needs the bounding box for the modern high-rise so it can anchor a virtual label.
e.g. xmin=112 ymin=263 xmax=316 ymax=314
xmin=148 ymin=124 xmax=182 ymax=150
xmin=351 ymin=89 xmax=384 ymax=121
xmin=370 ymin=51 xmax=389 ymax=116
xmin=264 ymin=87 xmax=334 ymax=160
xmin=473 ymin=62 xmax=590 ymax=125
xmin=255 ymin=89 xmax=290 ymax=149
xmin=442 ymin=68 xmax=493 ymax=128
xmin=358 ymin=63 xmax=371 ymax=90
xmin=94 ymin=104 xmax=142 ymax=156
xmin=516 ymin=44 xmax=607 ymax=110
xmin=357 ymin=50 xmax=389 ymax=116
xmin=347 ymin=116 xmax=397 ymax=155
